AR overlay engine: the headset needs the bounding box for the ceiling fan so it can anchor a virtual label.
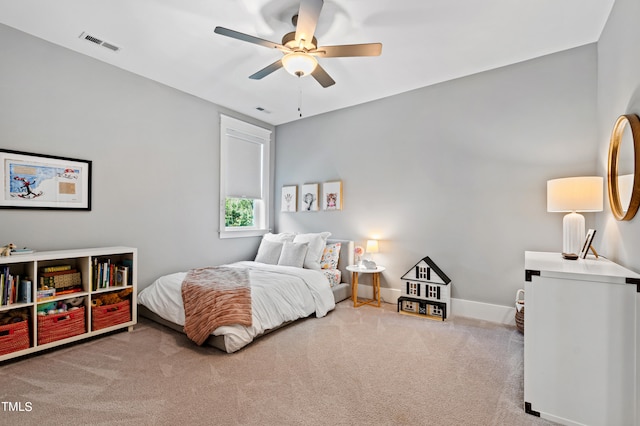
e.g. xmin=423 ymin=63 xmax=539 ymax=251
xmin=214 ymin=0 xmax=382 ymax=88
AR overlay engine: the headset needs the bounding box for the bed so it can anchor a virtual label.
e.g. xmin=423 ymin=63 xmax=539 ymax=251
xmin=138 ymin=235 xmax=354 ymax=353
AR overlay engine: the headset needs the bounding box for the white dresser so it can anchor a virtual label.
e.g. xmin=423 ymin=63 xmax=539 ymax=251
xmin=524 ymin=251 xmax=640 ymax=426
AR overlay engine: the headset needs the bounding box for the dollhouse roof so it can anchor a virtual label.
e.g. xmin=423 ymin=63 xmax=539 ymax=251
xmin=401 ymin=257 xmax=451 ymax=285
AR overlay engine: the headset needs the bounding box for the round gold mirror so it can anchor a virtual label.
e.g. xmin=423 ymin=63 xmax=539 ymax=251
xmin=608 ymin=114 xmax=640 ymax=220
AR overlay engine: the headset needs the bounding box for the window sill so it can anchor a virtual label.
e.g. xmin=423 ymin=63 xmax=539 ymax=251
xmin=219 ymin=228 xmax=268 ymax=239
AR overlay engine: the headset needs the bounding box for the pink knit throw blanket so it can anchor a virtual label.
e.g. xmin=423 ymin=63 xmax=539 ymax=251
xmin=181 ymin=266 xmax=252 ymax=345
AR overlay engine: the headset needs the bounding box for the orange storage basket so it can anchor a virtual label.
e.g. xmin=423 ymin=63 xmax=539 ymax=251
xmin=92 ymin=300 xmax=131 ymax=331
xmin=0 ymin=320 xmax=30 ymax=355
xmin=37 ymin=307 xmax=85 ymax=345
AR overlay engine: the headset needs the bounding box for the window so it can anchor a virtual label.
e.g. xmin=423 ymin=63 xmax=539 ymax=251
xmin=224 ymin=198 xmax=255 ymax=227
xmin=219 ymin=115 xmax=272 ymax=239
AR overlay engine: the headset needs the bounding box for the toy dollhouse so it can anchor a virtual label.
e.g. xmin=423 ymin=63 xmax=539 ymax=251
xmin=398 ymin=257 xmax=451 ymax=321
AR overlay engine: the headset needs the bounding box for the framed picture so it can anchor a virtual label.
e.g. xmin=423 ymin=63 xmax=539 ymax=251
xmin=300 ymin=183 xmax=319 ymax=211
xmin=281 ymin=185 xmax=297 ymax=212
xmin=322 ymin=181 xmax=343 ymax=211
xmin=579 ymin=229 xmax=597 ymax=259
xmin=0 ymin=149 xmax=92 ymax=210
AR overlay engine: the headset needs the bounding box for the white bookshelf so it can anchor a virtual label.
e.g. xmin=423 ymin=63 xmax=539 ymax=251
xmin=0 ymin=247 xmax=137 ymax=362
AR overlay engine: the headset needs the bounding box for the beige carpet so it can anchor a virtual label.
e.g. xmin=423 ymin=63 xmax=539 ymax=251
xmin=0 ymin=301 xmax=555 ymax=425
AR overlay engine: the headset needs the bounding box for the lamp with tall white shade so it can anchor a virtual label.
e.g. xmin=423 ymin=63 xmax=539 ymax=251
xmin=547 ymin=176 xmax=603 ymax=255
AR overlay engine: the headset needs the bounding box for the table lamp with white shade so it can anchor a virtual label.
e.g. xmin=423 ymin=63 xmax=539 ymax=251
xmin=365 ymin=239 xmax=379 ymax=259
xmin=547 ymin=176 xmax=603 ymax=255
xmin=360 ymin=239 xmax=379 ymax=269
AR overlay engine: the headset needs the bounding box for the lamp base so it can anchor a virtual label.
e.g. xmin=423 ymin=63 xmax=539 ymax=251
xmin=562 ymin=252 xmax=579 ymax=260
xmin=562 ymin=212 xmax=585 ymax=255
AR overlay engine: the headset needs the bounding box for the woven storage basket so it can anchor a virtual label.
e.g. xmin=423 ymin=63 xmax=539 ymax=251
xmin=0 ymin=319 xmax=30 ymax=355
xmin=92 ymin=300 xmax=131 ymax=331
xmin=515 ymin=307 xmax=525 ymax=333
xmin=515 ymin=289 xmax=525 ymax=334
xmin=37 ymin=306 xmax=85 ymax=345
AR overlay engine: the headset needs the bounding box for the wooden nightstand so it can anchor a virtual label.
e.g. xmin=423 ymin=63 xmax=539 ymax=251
xmin=346 ymin=265 xmax=385 ymax=308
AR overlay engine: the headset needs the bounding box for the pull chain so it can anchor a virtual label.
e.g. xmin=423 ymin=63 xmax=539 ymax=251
xmin=298 ymin=86 xmax=303 ymax=118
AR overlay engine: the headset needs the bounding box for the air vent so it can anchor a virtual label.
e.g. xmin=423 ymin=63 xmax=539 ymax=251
xmin=101 ymin=42 xmax=119 ymax=52
xmin=84 ymin=35 xmax=102 ymax=45
xmin=79 ymin=32 xmax=121 ymax=52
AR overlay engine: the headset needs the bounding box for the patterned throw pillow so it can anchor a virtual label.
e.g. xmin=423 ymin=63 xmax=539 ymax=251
xmin=322 ymin=269 xmax=342 ymax=287
xmin=320 ymin=242 xmax=341 ymax=270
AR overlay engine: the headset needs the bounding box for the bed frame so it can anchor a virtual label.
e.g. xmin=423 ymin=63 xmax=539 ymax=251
xmin=138 ymin=239 xmax=354 ymax=352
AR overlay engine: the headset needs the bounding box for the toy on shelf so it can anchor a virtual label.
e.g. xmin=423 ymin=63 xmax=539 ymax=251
xmin=36 ymin=299 xmax=83 ymax=316
xmin=0 ymin=308 xmax=29 ymax=325
xmin=92 ymin=288 xmax=133 ymax=307
xmin=1 ymin=243 xmax=16 ymax=256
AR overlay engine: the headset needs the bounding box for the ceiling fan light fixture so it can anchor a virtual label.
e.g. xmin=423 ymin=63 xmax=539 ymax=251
xmin=282 ymin=52 xmax=317 ymax=77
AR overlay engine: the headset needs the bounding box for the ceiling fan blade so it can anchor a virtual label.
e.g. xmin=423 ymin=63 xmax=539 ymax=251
xmin=249 ymin=60 xmax=283 ymax=80
xmin=214 ymin=26 xmax=284 ymax=50
xmin=311 ymin=64 xmax=335 ymax=88
xmin=312 ymin=43 xmax=382 ymax=58
xmin=295 ymin=0 xmax=323 ymax=49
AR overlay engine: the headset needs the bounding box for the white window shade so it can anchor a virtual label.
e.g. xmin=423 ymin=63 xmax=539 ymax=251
xmin=219 ymin=114 xmax=272 ymax=239
xmin=224 ymin=128 xmax=263 ymax=199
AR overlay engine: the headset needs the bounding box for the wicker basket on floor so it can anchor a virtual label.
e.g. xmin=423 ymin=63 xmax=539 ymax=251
xmin=515 ymin=307 xmax=524 ymax=333
xmin=37 ymin=306 xmax=85 ymax=345
xmin=0 ymin=319 xmax=30 ymax=355
xmin=92 ymin=300 xmax=131 ymax=331
xmin=515 ymin=289 xmax=524 ymax=333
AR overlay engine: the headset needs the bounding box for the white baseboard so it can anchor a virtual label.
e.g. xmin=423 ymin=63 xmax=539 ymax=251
xmin=450 ymin=298 xmax=516 ymax=326
xmin=357 ymin=285 xmax=516 ymax=326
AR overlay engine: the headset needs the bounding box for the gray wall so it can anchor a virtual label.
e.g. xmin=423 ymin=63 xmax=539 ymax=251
xmin=596 ymin=0 xmax=640 ymax=272
xmin=0 ymin=24 xmax=273 ymax=288
xmin=275 ymin=45 xmax=599 ymax=307
xmin=0 ymin=20 xmax=605 ymax=308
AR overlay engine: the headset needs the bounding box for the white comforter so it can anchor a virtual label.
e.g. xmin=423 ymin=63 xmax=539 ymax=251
xmin=138 ymin=261 xmax=335 ymax=353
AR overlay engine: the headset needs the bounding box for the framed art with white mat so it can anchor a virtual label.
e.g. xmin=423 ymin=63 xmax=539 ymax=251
xmin=322 ymin=181 xmax=342 ymax=211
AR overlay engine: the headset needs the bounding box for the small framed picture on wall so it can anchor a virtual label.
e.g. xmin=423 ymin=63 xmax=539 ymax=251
xmin=301 ymin=183 xmax=319 ymax=211
xmin=281 ymin=185 xmax=297 ymax=212
xmin=322 ymin=181 xmax=343 ymax=211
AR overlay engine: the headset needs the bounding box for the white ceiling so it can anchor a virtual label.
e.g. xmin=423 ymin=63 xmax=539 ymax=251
xmin=0 ymin=0 xmax=614 ymax=125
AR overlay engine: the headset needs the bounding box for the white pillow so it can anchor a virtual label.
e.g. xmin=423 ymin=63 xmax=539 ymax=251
xmin=277 ymin=242 xmax=309 ymax=268
xmin=254 ymin=239 xmax=283 ymax=264
xmin=293 ymin=232 xmax=331 ymax=270
xmin=262 ymin=232 xmax=296 ymax=243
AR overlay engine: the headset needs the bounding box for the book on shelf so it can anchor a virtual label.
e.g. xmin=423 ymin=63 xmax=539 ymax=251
xmin=93 ymin=258 xmax=112 ymax=290
xmin=41 ymin=268 xmax=78 ymax=277
xmin=93 ymin=258 xmax=132 ymax=290
xmin=54 ymin=286 xmax=82 ymax=296
xmin=42 ymin=265 xmax=72 ymax=273
xmin=0 ymin=271 xmax=4 ymax=305
xmin=2 ymin=266 xmax=7 ymax=305
xmin=121 ymin=259 xmax=134 ymax=285
xmin=1 ymin=266 xmax=24 ymax=306
xmin=10 ymin=248 xmax=34 ymax=255
xmin=40 ymin=271 xmax=82 ymax=289
xmin=37 ymin=288 xmax=56 ymax=301
xmin=115 ymin=265 xmax=129 ymax=287
xmin=18 ymin=279 xmax=32 ymax=303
